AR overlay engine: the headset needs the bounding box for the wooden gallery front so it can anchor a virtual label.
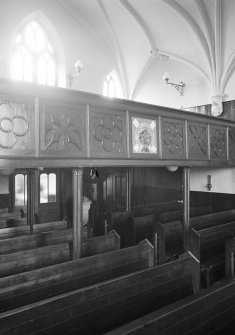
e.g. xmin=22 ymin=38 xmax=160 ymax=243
xmin=0 ymin=78 xmax=235 ymax=334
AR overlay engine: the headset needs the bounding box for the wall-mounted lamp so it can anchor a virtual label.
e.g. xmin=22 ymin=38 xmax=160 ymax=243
xmin=207 ymin=175 xmax=212 ymax=191
xmin=67 ymin=59 xmax=83 ymax=88
xmin=163 ymin=72 xmax=185 ymax=96
xmin=90 ymin=167 xmax=99 ymax=180
xmin=166 ymin=166 xmax=178 ymax=172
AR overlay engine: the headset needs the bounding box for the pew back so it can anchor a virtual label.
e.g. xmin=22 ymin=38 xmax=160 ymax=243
xmin=104 ymin=280 xmax=235 ymax=335
xmin=0 ymin=239 xmax=154 ymax=312
xmin=0 ymin=220 xmax=67 ymax=239
xmin=0 ymin=253 xmax=199 ymax=335
xmin=156 ymin=209 xmax=235 ymax=264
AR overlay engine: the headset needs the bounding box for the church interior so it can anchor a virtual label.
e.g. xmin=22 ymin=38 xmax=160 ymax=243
xmin=1 ymin=0 xmax=235 ymax=334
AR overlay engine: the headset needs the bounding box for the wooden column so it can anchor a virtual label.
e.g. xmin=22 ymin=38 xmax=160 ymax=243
xmin=72 ymin=168 xmax=83 ymax=259
xmin=183 ymin=167 xmax=190 ymax=247
xmin=27 ymin=169 xmax=36 ymax=234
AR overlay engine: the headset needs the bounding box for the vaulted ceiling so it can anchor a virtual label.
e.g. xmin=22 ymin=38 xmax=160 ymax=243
xmin=57 ymin=0 xmax=235 ymax=103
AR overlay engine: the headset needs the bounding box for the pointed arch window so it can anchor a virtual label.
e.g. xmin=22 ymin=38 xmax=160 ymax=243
xmin=103 ymin=71 xmax=123 ymax=98
xmin=10 ymin=20 xmax=57 ymax=86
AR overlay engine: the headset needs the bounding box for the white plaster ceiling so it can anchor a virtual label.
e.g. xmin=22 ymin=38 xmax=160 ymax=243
xmin=52 ymin=1 xmax=235 ymax=100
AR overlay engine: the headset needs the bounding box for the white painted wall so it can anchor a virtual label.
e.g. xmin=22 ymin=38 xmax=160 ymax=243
xmin=190 ymin=167 xmax=235 ymax=194
xmin=0 ymin=0 xmax=113 ymax=94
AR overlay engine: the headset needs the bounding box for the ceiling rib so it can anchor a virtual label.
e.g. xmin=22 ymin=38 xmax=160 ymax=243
xmin=97 ymin=0 xmax=129 ymax=98
xmin=161 ymin=0 xmax=212 ymax=75
xmin=194 ymin=0 xmax=216 ymax=92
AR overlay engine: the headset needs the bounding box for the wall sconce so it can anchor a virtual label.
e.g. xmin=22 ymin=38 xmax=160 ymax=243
xmin=166 ymin=166 xmax=178 ymax=172
xmin=67 ymin=59 xmax=83 ymax=88
xmin=163 ymin=72 xmax=185 ymax=96
xmin=207 ymin=175 xmax=212 ymax=191
xmin=90 ymin=167 xmax=99 ymax=180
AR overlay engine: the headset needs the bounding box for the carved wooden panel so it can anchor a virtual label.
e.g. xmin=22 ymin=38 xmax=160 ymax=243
xmin=161 ymin=119 xmax=185 ymax=159
xmin=90 ymin=107 xmax=126 ymax=157
xmin=188 ymin=123 xmax=208 ymax=159
xmin=229 ymin=127 xmax=235 ymax=159
xmin=0 ymin=97 xmax=34 ymax=156
xmin=210 ymin=126 xmax=227 ymax=159
xmin=40 ymin=103 xmax=86 ymax=157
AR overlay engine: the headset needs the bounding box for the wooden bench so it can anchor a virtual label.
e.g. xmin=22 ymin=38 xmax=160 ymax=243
xmin=0 ymin=230 xmax=120 ymax=277
xmin=157 ymin=205 xmax=212 ymax=224
xmin=0 ymin=253 xmax=200 ymax=335
xmin=225 ymin=236 xmax=235 ymax=280
xmin=186 ymin=220 xmax=235 ymax=287
xmin=104 ymin=279 xmax=235 ymax=335
xmin=156 ymin=209 xmax=235 ymax=264
xmin=134 ymin=206 xmax=212 ymax=246
xmin=0 ymin=220 xmax=68 ymax=239
xmin=0 ymin=239 xmax=154 ymax=312
xmin=0 ymin=217 xmax=27 ymax=229
xmin=133 ymin=200 xmax=183 ymax=217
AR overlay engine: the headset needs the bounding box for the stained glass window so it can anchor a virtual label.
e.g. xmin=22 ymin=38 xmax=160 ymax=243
xmin=10 ymin=20 xmax=57 ymax=86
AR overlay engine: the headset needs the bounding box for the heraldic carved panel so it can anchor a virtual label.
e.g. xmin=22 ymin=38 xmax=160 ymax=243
xmin=131 ymin=117 xmax=157 ymax=154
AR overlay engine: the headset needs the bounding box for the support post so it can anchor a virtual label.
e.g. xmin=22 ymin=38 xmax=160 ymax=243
xmin=72 ymin=168 xmax=83 ymax=259
xmin=183 ymin=167 xmax=190 ymax=249
xmin=27 ymin=169 xmax=36 ymax=234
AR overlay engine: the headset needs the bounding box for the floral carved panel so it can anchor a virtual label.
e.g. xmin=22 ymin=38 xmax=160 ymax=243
xmin=229 ymin=127 xmax=235 ymax=159
xmin=0 ymin=98 xmax=32 ymax=154
xmin=40 ymin=104 xmax=86 ymax=156
xmin=162 ymin=119 xmax=185 ymax=159
xmin=210 ymin=126 xmax=226 ymax=159
xmin=90 ymin=108 xmax=126 ymax=157
xmin=188 ymin=123 xmax=208 ymax=159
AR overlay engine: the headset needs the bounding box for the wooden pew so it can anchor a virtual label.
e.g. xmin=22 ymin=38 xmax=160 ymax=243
xmin=0 ymin=243 xmax=71 ymax=278
xmin=157 ymin=205 xmax=212 ymax=224
xmin=0 ymin=220 xmax=68 ymax=239
xmin=186 ymin=220 xmax=235 ymax=287
xmin=109 ymin=211 xmax=133 ymax=248
xmin=104 ymin=279 xmax=235 ymax=335
xmin=0 ymin=229 xmax=120 ymax=256
xmin=225 ymin=236 xmax=235 ymax=280
xmin=0 ymin=230 xmax=120 ymax=277
xmin=133 ymin=200 xmax=183 ymax=217
xmin=0 ymin=253 xmax=200 ymax=335
xmin=156 ymin=209 xmax=235 ymax=264
xmin=0 ymin=211 xmax=22 ymax=220
xmin=0 ymin=217 xmax=27 ymax=229
xmin=134 ymin=206 xmax=212 ymax=246
xmin=0 ymin=239 xmax=154 ymax=312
